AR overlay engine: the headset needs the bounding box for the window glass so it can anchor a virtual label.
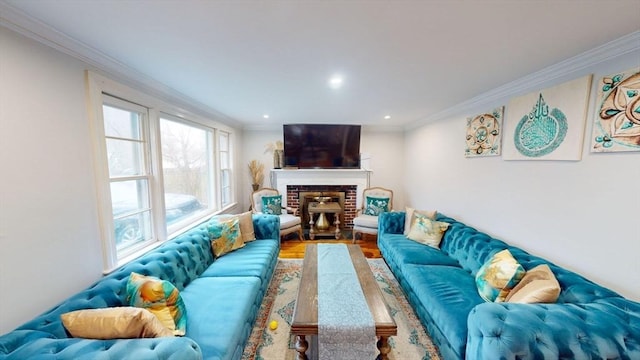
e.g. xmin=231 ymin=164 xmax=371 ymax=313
xmin=102 ymin=98 xmax=153 ymax=255
xmin=219 ymin=131 xmax=232 ymax=207
xmin=160 ymin=117 xmax=213 ymax=232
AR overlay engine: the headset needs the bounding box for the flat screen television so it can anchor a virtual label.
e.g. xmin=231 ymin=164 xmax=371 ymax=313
xmin=283 ymin=124 xmax=361 ymax=169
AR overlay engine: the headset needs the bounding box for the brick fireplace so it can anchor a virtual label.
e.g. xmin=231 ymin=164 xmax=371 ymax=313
xmin=270 ymin=169 xmax=371 ymax=232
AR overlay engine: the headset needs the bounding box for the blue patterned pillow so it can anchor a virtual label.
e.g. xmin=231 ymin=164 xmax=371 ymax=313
xmin=363 ymin=196 xmax=390 ymax=216
xmin=475 ymin=249 xmax=525 ymax=302
xmin=126 ymin=272 xmax=187 ymax=336
xmin=261 ymin=195 xmax=282 ymax=215
xmin=208 ymin=216 xmax=244 ymax=258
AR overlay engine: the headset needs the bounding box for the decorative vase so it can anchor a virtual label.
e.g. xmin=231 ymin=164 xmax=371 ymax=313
xmin=316 ymin=213 xmax=330 ymax=231
xmin=252 ymin=184 xmax=259 ymax=191
xmin=273 ymin=149 xmax=284 ymax=169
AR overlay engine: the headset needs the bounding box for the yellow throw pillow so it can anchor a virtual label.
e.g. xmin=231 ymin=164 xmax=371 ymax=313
xmin=475 ymin=249 xmax=525 ymax=302
xmin=126 ymin=273 xmax=187 ymax=336
xmin=237 ymin=211 xmax=256 ymax=242
xmin=406 ymin=213 xmax=449 ymax=248
xmin=61 ymin=307 xmax=174 ymax=339
xmin=505 ymin=264 xmax=561 ymax=303
xmin=208 ymin=216 xmax=244 ymax=258
xmin=404 ymin=207 xmax=437 ymax=236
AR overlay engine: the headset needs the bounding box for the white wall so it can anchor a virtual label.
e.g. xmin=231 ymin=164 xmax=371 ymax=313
xmin=240 ymin=128 xmax=405 ymax=210
xmin=0 ymin=28 xmax=244 ymax=334
xmin=404 ymin=50 xmax=640 ymax=300
xmin=0 ymin=27 xmax=103 ymax=333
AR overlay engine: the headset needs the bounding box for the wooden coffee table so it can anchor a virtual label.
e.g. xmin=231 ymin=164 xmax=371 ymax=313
xmin=291 ymin=244 xmax=397 ymax=360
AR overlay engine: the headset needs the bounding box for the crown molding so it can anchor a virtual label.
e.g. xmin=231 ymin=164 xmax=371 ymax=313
xmin=0 ymin=2 xmax=240 ymax=128
xmin=405 ymin=30 xmax=640 ymax=131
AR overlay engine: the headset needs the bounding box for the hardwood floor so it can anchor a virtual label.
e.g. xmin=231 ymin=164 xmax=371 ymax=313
xmin=279 ymin=234 xmax=381 ymax=259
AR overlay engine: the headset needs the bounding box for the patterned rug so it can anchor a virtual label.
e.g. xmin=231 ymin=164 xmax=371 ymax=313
xmin=241 ymin=258 xmax=441 ymax=360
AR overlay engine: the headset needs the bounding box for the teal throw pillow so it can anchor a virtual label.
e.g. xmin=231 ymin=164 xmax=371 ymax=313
xmin=262 ymin=195 xmax=282 ymax=215
xmin=363 ymin=196 xmax=390 ymax=216
xmin=208 ymin=216 xmax=244 ymax=258
xmin=126 ymin=272 xmax=187 ymax=336
xmin=475 ymin=249 xmax=526 ymax=302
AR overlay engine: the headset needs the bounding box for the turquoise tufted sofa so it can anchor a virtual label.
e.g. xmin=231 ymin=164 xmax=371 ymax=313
xmin=378 ymin=211 xmax=640 ymax=360
xmin=0 ymin=214 xmax=281 ymax=360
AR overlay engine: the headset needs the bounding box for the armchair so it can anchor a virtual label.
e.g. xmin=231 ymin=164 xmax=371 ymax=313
xmin=352 ymin=187 xmax=393 ymax=243
xmin=251 ymin=188 xmax=304 ymax=241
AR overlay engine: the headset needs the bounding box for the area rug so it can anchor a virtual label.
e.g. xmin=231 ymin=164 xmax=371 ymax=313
xmin=241 ymin=258 xmax=441 ymax=360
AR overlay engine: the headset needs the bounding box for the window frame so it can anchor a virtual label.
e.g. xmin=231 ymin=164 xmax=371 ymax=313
xmin=218 ymin=130 xmax=233 ymax=208
xmin=86 ymin=71 xmax=237 ymax=272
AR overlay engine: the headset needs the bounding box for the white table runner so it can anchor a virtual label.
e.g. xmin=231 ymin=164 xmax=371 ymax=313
xmin=317 ymin=244 xmax=376 ymax=359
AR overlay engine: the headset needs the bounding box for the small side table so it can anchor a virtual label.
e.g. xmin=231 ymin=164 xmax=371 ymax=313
xmin=308 ymin=202 xmax=342 ymax=240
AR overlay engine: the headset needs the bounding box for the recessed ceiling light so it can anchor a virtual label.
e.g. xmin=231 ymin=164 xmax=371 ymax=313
xmin=263 ymin=114 xmax=270 ymax=119
xmin=384 ymin=115 xmax=391 ymax=120
xmin=328 ymin=75 xmax=343 ymax=89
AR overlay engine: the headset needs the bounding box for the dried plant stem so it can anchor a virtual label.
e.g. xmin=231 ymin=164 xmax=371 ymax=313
xmin=248 ymin=160 xmax=265 ymax=186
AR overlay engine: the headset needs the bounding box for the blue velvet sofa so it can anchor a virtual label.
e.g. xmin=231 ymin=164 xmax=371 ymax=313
xmin=0 ymin=214 xmax=280 ymax=360
xmin=378 ymin=211 xmax=640 ymax=360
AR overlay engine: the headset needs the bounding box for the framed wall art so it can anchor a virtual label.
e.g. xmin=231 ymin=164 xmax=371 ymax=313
xmin=591 ymin=66 xmax=640 ymax=152
xmin=503 ymin=75 xmax=592 ymax=161
xmin=465 ymin=106 xmax=504 ymax=157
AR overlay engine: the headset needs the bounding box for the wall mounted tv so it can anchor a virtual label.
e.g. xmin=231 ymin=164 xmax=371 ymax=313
xmin=283 ymin=124 xmax=361 ymax=169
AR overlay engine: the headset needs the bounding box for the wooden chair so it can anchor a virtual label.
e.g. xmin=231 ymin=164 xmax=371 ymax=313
xmin=251 ymin=188 xmax=304 ymax=241
xmin=352 ymin=187 xmax=393 ymax=243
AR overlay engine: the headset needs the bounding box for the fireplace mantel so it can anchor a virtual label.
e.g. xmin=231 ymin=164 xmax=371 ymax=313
xmin=270 ymin=169 xmax=371 ymax=208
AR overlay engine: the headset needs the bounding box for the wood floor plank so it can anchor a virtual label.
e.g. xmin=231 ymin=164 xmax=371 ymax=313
xmin=279 ymin=236 xmax=381 ymax=259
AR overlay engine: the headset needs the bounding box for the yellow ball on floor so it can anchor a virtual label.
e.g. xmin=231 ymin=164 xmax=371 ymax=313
xmin=269 ymin=320 xmax=278 ymax=330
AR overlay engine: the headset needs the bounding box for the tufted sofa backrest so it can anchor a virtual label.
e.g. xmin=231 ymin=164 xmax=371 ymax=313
xmin=436 ymin=213 xmax=621 ymax=304
xmin=16 ymin=223 xmax=214 ymax=339
xmin=437 ymin=213 xmax=509 ymax=275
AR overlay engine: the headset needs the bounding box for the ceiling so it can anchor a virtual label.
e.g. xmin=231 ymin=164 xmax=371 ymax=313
xmin=2 ymin=0 xmax=640 ymax=129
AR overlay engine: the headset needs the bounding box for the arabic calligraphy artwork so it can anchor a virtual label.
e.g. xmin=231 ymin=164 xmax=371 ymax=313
xmin=503 ymin=75 xmax=592 ymax=160
xmin=465 ymin=107 xmax=504 ymax=157
xmin=591 ymin=67 xmax=640 ymax=153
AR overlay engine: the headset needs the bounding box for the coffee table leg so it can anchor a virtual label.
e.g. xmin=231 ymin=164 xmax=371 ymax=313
xmin=295 ymin=335 xmax=308 ymax=360
xmin=376 ymin=336 xmax=391 ymax=360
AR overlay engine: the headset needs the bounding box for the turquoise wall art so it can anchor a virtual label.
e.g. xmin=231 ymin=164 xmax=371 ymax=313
xmin=465 ymin=106 xmax=504 ymax=157
xmin=591 ymin=67 xmax=640 ymax=153
xmin=503 ymin=75 xmax=592 ymax=160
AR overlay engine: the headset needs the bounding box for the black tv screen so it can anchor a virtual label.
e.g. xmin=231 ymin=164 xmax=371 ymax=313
xmin=283 ymin=124 xmax=361 ymax=169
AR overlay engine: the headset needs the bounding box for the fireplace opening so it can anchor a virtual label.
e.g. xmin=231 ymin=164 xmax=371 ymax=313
xmin=299 ymin=191 xmax=344 ymax=238
xmin=287 ymin=185 xmax=358 ymax=237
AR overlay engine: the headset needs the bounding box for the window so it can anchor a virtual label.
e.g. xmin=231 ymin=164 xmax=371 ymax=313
xmin=160 ymin=116 xmax=216 ymax=234
xmin=87 ymin=71 xmax=236 ymax=271
xmin=219 ymin=131 xmax=232 ymax=207
xmin=102 ymin=96 xmax=154 ymax=257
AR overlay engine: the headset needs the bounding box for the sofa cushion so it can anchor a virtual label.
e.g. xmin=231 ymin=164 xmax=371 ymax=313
xmin=407 ymin=214 xmax=449 ymax=248
xmin=475 ymin=249 xmax=525 ymax=302
xmin=126 ymin=272 xmax=187 ymax=336
xmin=180 ymin=276 xmax=261 ymax=360
xmin=61 ymin=307 xmax=173 ymax=339
xmin=353 ymin=214 xmax=378 ymax=228
xmin=279 ymin=213 xmax=301 ymax=229
xmin=378 ymin=234 xmax=461 ymax=267
xmin=200 ymin=239 xmax=279 ymax=286
xmin=505 ymin=264 xmax=560 ymax=303
xmin=402 ymin=264 xmax=484 ymax=358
